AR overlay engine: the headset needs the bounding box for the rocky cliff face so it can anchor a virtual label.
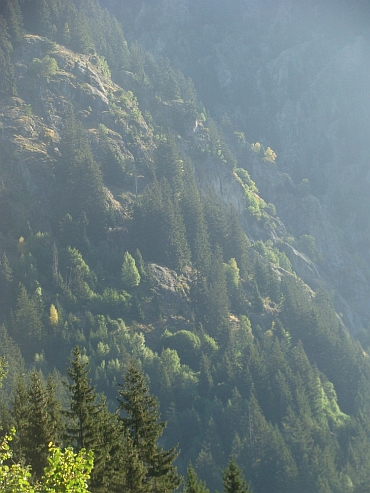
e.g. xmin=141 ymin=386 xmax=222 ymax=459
xmin=0 ymin=35 xmax=154 ymax=234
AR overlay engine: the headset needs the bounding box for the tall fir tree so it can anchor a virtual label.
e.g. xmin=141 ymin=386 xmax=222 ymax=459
xmin=64 ymin=346 xmax=123 ymax=492
xmin=22 ymin=371 xmax=54 ymax=479
xmin=13 ymin=284 xmax=44 ymax=358
xmin=11 ymin=374 xmax=29 ymax=463
xmin=45 ymin=374 xmax=65 ymax=447
xmin=117 ymin=364 xmax=181 ymax=493
xmin=222 ymin=456 xmax=252 ymax=493
xmin=185 ymin=464 xmax=210 ymax=493
xmin=181 ymin=162 xmax=211 ymax=278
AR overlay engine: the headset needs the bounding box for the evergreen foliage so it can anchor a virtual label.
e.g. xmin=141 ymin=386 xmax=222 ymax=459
xmin=132 ymin=180 xmax=191 ymax=270
xmin=117 ymin=364 xmax=181 ymax=493
xmin=0 ymin=0 xmax=23 ymax=44
xmin=185 ymin=464 xmax=210 ymax=493
xmin=22 ymin=372 xmax=55 ymax=478
xmin=222 ymin=457 xmax=251 ymax=493
xmin=0 ymin=16 xmax=16 ymax=96
xmin=56 ymin=110 xmax=107 ymax=242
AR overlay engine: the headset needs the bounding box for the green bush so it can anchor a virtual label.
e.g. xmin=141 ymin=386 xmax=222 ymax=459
xmin=29 ymin=55 xmax=58 ymax=77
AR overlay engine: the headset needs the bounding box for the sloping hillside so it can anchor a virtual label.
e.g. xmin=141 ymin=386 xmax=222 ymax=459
xmin=1 ymin=2 xmax=370 ymax=492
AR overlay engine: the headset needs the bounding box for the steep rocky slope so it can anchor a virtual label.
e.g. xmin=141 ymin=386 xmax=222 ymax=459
xmin=0 ymin=34 xmax=153 ymax=235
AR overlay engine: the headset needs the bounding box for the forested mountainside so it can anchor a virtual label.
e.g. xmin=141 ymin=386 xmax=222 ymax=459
xmin=107 ymin=0 xmax=370 ymax=335
xmin=1 ymin=1 xmax=370 ymax=492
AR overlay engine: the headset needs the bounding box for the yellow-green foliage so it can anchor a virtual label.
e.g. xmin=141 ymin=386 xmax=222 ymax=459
xmin=41 ymin=444 xmax=94 ymax=492
xmin=234 ymin=168 xmax=266 ymax=219
xmin=0 ymin=430 xmax=93 ymax=492
xmin=250 ymin=142 xmax=277 ymax=163
xmin=253 ymin=240 xmax=292 ymax=272
xmin=223 ymin=258 xmax=240 ymax=289
xmin=121 ymin=251 xmax=141 ymax=288
xmin=49 ymin=304 xmax=59 ymax=326
xmin=251 ymin=142 xmax=262 ymax=154
xmin=263 ymin=146 xmax=277 ymax=163
xmin=319 ymin=379 xmax=349 ymax=426
xmin=0 ymin=429 xmax=33 ymax=492
xmin=96 ymin=55 xmax=111 ymax=79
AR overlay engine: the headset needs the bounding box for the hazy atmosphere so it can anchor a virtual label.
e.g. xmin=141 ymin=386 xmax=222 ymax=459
xmin=1 ymin=1 xmax=370 ymax=492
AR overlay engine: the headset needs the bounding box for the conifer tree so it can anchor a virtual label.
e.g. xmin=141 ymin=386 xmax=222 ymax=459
xmin=64 ymin=346 xmax=122 ymax=492
xmin=15 ymin=285 xmax=43 ymax=342
xmin=185 ymin=464 xmax=210 ymax=493
xmin=13 ymin=284 xmax=44 ymax=358
xmin=181 ymin=163 xmax=211 ymax=277
xmin=225 ymin=207 xmax=251 ymax=280
xmin=0 ymin=253 xmax=13 ymax=317
xmin=154 ymin=134 xmax=184 ymax=190
xmin=222 ymin=456 xmax=252 ymax=493
xmin=196 ymin=245 xmax=230 ymax=345
xmin=11 ymin=374 xmax=29 ymax=462
xmin=118 ymin=430 xmax=147 ymax=493
xmin=117 ymin=364 xmax=181 ymax=493
xmin=132 ymin=180 xmax=190 ymax=270
xmin=46 ymin=374 xmax=64 ymax=447
xmin=198 ymin=353 xmax=214 ymax=397
xmin=64 ymin=347 xmax=105 ymax=458
xmin=22 ymin=371 xmax=53 ymax=479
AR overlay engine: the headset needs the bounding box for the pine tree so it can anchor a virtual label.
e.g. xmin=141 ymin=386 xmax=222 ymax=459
xmin=222 ymin=457 xmax=252 ymax=493
xmin=75 ymin=12 xmax=95 ymax=53
xmin=198 ymin=353 xmax=214 ymax=397
xmin=64 ymin=346 xmax=122 ymax=492
xmin=35 ymin=0 xmax=56 ymax=38
xmin=118 ymin=431 xmax=147 ymax=493
xmin=0 ymin=253 xmax=13 ymax=318
xmin=181 ymin=163 xmax=211 ymax=277
xmin=13 ymin=284 xmax=44 ymax=357
xmin=11 ymin=374 xmax=29 ymax=463
xmin=23 ymin=371 xmax=53 ymax=479
xmin=185 ymin=464 xmax=210 ymax=493
xmin=45 ymin=374 xmax=64 ymax=447
xmin=224 ymin=207 xmax=251 ymax=280
xmin=0 ymin=325 xmax=24 ymax=396
xmin=154 ymin=134 xmax=184 ymax=190
xmin=117 ymin=364 xmax=181 ymax=493
xmin=196 ymin=245 xmax=230 ymax=345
